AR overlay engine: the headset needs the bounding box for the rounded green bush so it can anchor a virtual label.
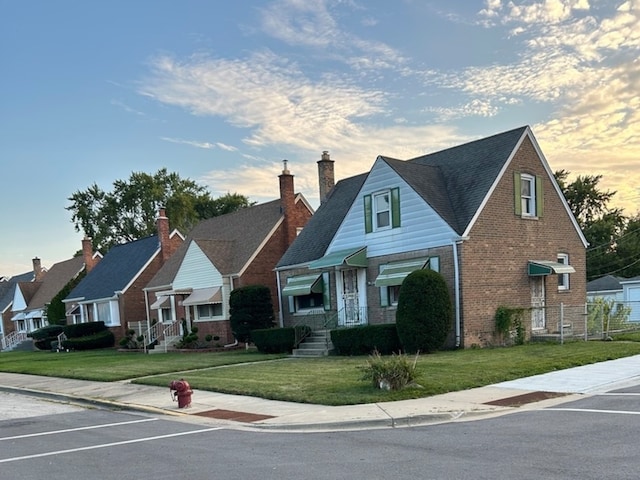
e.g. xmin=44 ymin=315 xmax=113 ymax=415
xmin=396 ymin=269 xmax=452 ymax=353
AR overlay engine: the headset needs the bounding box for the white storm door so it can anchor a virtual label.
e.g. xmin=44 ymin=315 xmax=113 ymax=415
xmin=531 ymin=276 xmax=546 ymax=330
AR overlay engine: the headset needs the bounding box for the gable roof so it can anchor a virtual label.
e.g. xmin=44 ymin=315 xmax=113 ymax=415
xmin=66 ymin=235 xmax=160 ymax=302
xmin=25 ymin=256 xmax=84 ymax=311
xmin=587 ymin=275 xmax=624 ymax=292
xmin=0 ymin=271 xmax=34 ymax=313
xmin=278 ymin=125 xmax=585 ymax=268
xmin=146 ymin=198 xmax=292 ymax=289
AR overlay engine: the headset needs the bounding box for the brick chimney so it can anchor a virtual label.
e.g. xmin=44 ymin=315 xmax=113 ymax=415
xmin=32 ymin=257 xmax=44 ymax=281
xmin=317 ymin=151 xmax=335 ymax=204
xmin=279 ymin=160 xmax=297 ymax=246
xmin=81 ymin=236 xmax=97 ymax=272
xmin=156 ymin=207 xmax=172 ymax=263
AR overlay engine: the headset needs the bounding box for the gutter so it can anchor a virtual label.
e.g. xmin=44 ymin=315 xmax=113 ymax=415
xmin=452 ymin=238 xmax=467 ymax=348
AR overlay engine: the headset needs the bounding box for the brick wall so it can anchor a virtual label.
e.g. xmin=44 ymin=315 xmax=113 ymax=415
xmin=459 ymin=136 xmax=587 ymax=347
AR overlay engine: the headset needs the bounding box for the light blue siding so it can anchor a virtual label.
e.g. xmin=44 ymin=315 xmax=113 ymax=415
xmin=328 ymin=158 xmax=457 ymax=257
xmin=173 ymin=241 xmax=223 ymax=290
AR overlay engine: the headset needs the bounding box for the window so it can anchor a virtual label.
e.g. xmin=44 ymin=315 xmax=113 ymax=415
xmin=161 ymin=307 xmax=173 ymax=322
xmin=557 ymin=253 xmax=570 ymax=291
xmin=514 ymin=173 xmax=543 ymax=218
xmin=379 ymin=257 xmax=440 ymax=307
xmin=364 ymin=187 xmax=401 ymax=233
xmin=96 ymin=301 xmax=117 ymax=326
xmin=521 ymin=174 xmax=535 ymax=216
xmin=374 ymin=192 xmax=391 ymax=229
xmin=296 ymin=292 xmax=324 ymax=311
xmin=196 ymin=303 xmax=223 ymax=319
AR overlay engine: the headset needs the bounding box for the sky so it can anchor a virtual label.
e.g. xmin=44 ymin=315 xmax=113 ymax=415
xmin=1 ymin=0 xmax=639 ymax=277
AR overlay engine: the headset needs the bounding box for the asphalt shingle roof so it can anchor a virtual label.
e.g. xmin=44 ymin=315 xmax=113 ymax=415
xmin=147 ymin=199 xmax=287 ymax=289
xmin=66 ymin=235 xmax=160 ymax=301
xmin=277 ymin=126 xmax=528 ymax=267
xmin=587 ymin=275 xmax=624 ymax=292
xmin=26 ymin=256 xmax=84 ymax=311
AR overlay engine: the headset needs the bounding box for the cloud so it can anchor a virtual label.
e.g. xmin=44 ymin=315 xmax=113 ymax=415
xmin=160 ymin=137 xmax=239 ymax=151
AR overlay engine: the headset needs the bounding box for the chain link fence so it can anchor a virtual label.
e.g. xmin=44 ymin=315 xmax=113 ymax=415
xmin=530 ymin=300 xmax=640 ymax=343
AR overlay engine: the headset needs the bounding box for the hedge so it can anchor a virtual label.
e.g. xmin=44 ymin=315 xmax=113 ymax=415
xmin=28 ymin=325 xmax=66 ymax=351
xmin=331 ymin=324 xmax=401 ymax=356
xmin=63 ymin=321 xmax=107 ymax=338
xmin=61 ymin=330 xmax=115 ymax=350
xmin=251 ymin=326 xmax=311 ymax=354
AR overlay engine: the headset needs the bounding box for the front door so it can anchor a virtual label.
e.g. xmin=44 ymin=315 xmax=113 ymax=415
xmin=531 ymin=276 xmax=546 ymax=330
xmin=340 ymin=269 xmax=361 ymax=326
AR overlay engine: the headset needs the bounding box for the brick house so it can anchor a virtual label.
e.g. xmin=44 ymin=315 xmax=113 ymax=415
xmin=63 ymin=210 xmax=182 ymax=344
xmin=276 ymin=126 xmax=588 ymax=348
xmin=143 ymin=163 xmax=313 ymax=348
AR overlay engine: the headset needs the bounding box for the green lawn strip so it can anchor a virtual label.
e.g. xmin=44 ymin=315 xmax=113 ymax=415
xmin=0 ymin=350 xmax=287 ymax=381
xmin=3 ymin=341 xmax=640 ymax=405
xmin=132 ymin=341 xmax=640 ymax=405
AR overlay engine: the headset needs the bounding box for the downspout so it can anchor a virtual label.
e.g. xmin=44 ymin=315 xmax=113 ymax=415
xmin=276 ymin=271 xmax=284 ymax=328
xmin=224 ymin=275 xmax=239 ymax=348
xmin=453 ymin=239 xmax=462 ymax=348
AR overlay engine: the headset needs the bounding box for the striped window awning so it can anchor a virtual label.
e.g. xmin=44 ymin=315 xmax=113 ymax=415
xmin=308 ymin=246 xmax=367 ymax=269
xmin=375 ymin=259 xmax=429 ymax=287
xmin=282 ymin=274 xmax=323 ymax=297
xmin=528 ymin=260 xmax=575 ymax=276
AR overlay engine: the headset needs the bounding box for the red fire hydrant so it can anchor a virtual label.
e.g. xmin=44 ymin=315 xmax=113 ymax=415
xmin=169 ymin=379 xmax=193 ymax=408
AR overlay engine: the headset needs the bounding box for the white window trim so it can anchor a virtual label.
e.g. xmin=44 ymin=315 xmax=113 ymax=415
xmin=521 ymin=174 xmax=536 ymax=217
xmin=194 ymin=303 xmax=224 ymax=321
xmin=373 ymin=190 xmax=391 ymax=231
xmin=557 ymin=253 xmax=570 ymax=291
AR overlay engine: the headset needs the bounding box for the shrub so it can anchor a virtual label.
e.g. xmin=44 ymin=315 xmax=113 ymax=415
xmin=331 ymin=324 xmax=401 ymax=356
xmin=251 ymin=327 xmax=305 ymax=353
xmin=495 ymin=306 xmax=526 ymax=345
xmin=64 ymin=321 xmax=107 ymax=338
xmin=229 ymin=285 xmax=275 ymax=343
xmin=44 ymin=270 xmax=85 ymax=325
xmin=395 ymin=269 xmax=452 ymax=353
xmin=358 ymin=350 xmax=420 ymax=390
xmin=28 ymin=325 xmax=66 ymax=350
xmin=62 ymin=330 xmax=115 ymax=350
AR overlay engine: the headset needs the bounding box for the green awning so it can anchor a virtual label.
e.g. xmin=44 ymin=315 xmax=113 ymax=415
xmin=528 ymin=260 xmax=576 ymax=276
xmin=282 ymin=274 xmax=323 ymax=297
xmin=308 ymin=247 xmax=367 ymax=269
xmin=375 ymin=259 xmax=428 ymax=287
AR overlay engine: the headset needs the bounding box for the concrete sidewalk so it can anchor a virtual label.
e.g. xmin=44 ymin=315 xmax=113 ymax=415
xmin=2 ymin=355 xmax=640 ymax=431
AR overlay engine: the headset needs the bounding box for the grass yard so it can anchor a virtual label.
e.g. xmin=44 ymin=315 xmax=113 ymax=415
xmin=2 ymin=340 xmax=640 ymax=405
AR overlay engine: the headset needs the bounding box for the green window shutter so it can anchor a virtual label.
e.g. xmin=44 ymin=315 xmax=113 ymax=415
xmin=429 ymin=256 xmax=440 ymax=273
xmin=364 ymin=194 xmax=373 ymax=233
xmin=380 ymin=286 xmax=389 ymax=307
xmin=536 ymin=175 xmax=544 ymax=217
xmin=322 ymin=272 xmax=331 ymax=311
xmin=288 ymin=296 xmax=295 ymax=313
xmin=391 ymin=187 xmax=401 ymax=228
xmin=514 ymin=172 xmax=522 ymax=216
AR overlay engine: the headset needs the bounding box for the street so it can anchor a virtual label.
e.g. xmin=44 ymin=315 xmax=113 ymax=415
xmin=2 ymin=384 xmax=640 ymax=479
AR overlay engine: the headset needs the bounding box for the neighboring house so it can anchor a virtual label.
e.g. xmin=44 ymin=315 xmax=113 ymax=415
xmin=63 ymin=210 xmax=183 ymax=343
xmin=11 ymin=256 xmax=87 ymax=333
xmin=276 ymin=126 xmax=588 ymax=348
xmin=587 ymin=275 xmax=640 ymax=322
xmin=144 ymin=163 xmax=313 ymax=347
xmin=586 ymin=275 xmax=624 ymax=303
xmin=1 ymin=269 xmax=38 ymax=348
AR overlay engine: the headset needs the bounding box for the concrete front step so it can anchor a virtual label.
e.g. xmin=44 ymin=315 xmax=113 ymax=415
xmin=291 ymin=330 xmax=334 ymax=357
xmin=148 ymin=336 xmax=181 ymax=354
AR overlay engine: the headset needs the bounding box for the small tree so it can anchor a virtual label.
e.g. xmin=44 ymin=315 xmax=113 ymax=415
xmin=229 ymin=285 xmax=275 ymax=343
xmin=395 ymin=269 xmax=452 ymax=353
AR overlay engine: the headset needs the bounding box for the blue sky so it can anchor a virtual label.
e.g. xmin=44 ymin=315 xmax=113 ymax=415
xmin=1 ymin=0 xmax=639 ymax=276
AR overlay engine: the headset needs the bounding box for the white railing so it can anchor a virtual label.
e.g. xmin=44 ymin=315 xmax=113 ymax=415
xmin=1 ymin=331 xmax=28 ymax=351
xmin=56 ymin=332 xmax=68 ymax=352
xmin=162 ymin=321 xmax=181 ymax=352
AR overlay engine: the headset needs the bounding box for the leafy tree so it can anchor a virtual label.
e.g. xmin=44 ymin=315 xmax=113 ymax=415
xmin=67 ymin=168 xmax=252 ymax=253
xmin=395 ymin=269 xmax=452 ymax=353
xmin=554 ymin=170 xmax=628 ymax=280
xmin=44 ymin=269 xmax=86 ymax=325
xmin=229 ymin=285 xmax=275 ymax=343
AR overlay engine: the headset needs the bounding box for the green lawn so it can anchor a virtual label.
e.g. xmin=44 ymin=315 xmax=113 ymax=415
xmin=2 ymin=341 xmax=640 ymax=405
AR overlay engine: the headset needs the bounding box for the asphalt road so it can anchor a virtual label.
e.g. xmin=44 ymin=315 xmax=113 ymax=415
xmin=2 ymin=385 xmax=640 ymax=480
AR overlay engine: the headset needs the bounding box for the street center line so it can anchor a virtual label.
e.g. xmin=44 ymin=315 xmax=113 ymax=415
xmin=0 ymin=427 xmax=223 ymax=464
xmin=0 ymin=418 xmax=158 ymax=441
